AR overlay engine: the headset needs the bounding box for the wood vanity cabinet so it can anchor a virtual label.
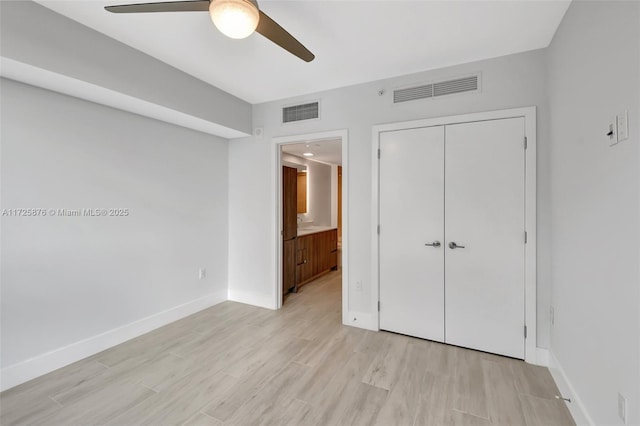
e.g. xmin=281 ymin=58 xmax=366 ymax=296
xmin=282 ymin=166 xmax=298 ymax=241
xmin=282 ymin=166 xmax=298 ymax=296
xmin=283 ymin=239 xmax=296 ymax=294
xmin=315 ymin=230 xmax=332 ymax=274
xmin=296 ymin=229 xmax=338 ymax=288
xmin=296 ymin=234 xmax=314 ymax=284
xmin=328 ymin=230 xmax=338 ymax=269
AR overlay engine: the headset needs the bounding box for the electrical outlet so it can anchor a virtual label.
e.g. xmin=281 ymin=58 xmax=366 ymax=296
xmin=550 ymin=306 xmax=555 ymax=325
xmin=355 ymin=280 xmax=363 ymax=291
xmin=198 ymin=268 xmax=206 ymax=280
xmin=618 ymin=393 xmax=627 ymax=424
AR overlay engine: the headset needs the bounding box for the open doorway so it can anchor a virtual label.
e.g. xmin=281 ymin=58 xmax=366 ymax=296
xmin=274 ymin=131 xmax=347 ymax=313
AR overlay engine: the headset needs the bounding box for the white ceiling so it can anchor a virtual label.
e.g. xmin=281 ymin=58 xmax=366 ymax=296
xmin=36 ymin=0 xmax=570 ymax=104
xmin=282 ymin=138 xmax=342 ymax=165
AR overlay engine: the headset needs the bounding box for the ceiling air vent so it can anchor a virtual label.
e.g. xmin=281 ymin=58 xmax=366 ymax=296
xmin=393 ymin=74 xmax=480 ymax=104
xmin=282 ymin=101 xmax=319 ymax=123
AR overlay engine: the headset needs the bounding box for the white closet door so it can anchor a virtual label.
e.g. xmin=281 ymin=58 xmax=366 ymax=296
xmin=379 ymin=126 xmax=445 ymax=341
xmin=444 ymin=118 xmax=526 ymax=359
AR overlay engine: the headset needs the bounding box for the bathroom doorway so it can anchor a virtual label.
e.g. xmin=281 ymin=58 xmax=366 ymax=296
xmin=274 ymin=130 xmax=348 ymax=319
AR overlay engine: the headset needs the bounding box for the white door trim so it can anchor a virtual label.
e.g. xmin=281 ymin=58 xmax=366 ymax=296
xmin=371 ymin=107 xmax=539 ymax=364
xmin=273 ymin=129 xmax=349 ymax=322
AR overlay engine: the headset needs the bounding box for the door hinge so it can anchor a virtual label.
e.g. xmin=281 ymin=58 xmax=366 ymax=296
xmin=524 ymin=325 xmax=528 ymax=339
xmin=378 ymin=301 xmax=380 ymax=311
xmin=378 ymin=148 xmax=381 ymax=159
xmin=524 ymin=136 xmax=528 ymax=150
xmin=377 ymin=224 xmax=380 ymax=235
xmin=525 ymin=231 xmax=528 ymax=244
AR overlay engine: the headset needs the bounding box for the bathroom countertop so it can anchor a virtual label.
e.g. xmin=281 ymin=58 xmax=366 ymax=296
xmin=297 ymin=226 xmax=337 ymax=237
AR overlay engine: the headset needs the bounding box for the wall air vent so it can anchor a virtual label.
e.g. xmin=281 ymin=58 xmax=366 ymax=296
xmin=394 ymin=84 xmax=434 ymax=103
xmin=433 ymin=75 xmax=479 ymax=97
xmin=282 ymin=101 xmax=319 ymax=123
xmin=393 ymin=74 xmax=480 ymax=104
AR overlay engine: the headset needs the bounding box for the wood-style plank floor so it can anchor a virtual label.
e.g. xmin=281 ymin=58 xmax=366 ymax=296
xmin=0 ymin=270 xmax=574 ymax=426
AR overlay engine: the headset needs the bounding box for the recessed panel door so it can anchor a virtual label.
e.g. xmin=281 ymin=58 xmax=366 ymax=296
xmin=444 ymin=118 xmax=526 ymax=359
xmin=379 ymin=126 xmax=445 ymax=342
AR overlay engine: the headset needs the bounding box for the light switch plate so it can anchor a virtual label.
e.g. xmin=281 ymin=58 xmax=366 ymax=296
xmin=617 ymin=111 xmax=629 ymax=142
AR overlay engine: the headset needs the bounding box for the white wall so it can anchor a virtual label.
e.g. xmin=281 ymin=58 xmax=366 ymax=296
xmin=228 ymin=48 xmax=553 ymax=346
xmin=547 ymin=1 xmax=640 ymax=424
xmin=0 ymin=79 xmax=229 ymax=386
xmin=281 ymin=154 xmax=333 ymax=227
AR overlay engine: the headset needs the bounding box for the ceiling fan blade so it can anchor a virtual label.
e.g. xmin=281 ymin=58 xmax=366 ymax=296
xmin=105 ymin=1 xmax=209 ymax=13
xmin=256 ymin=10 xmax=315 ymax=62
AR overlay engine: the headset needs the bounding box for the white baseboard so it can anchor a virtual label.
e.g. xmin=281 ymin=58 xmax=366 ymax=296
xmin=344 ymin=311 xmax=378 ymax=331
xmin=228 ymin=289 xmax=275 ymax=310
xmin=548 ymin=350 xmax=595 ymax=426
xmin=0 ymin=291 xmax=227 ymax=392
xmin=535 ymin=347 xmax=549 ymax=366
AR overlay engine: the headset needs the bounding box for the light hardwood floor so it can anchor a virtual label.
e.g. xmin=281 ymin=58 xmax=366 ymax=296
xmin=1 ymin=270 xmax=574 ymax=426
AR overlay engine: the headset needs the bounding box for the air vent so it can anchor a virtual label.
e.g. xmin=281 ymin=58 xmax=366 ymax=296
xmin=393 ymin=74 xmax=480 ymax=104
xmin=434 ymin=75 xmax=478 ymax=97
xmin=394 ymin=84 xmax=433 ymax=103
xmin=282 ymin=102 xmax=319 ymax=123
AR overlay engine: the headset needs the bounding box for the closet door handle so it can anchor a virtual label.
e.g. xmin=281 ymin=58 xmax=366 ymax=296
xmin=424 ymin=241 xmax=441 ymax=248
xmin=448 ymin=242 xmax=465 ymax=249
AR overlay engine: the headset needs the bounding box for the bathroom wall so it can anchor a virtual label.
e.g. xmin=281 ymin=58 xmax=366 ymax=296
xmin=282 ymin=153 xmax=332 ymax=227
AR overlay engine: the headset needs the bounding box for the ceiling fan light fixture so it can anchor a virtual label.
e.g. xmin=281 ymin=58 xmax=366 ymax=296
xmin=209 ymin=0 xmax=259 ymax=39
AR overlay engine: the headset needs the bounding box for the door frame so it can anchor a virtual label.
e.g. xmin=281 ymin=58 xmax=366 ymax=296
xmin=273 ymin=129 xmax=349 ymax=320
xmin=371 ymin=106 xmax=539 ymax=364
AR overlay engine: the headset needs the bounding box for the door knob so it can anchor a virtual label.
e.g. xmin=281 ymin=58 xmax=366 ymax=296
xmin=424 ymin=241 xmax=441 ymax=247
xmin=448 ymin=242 xmax=465 ymax=249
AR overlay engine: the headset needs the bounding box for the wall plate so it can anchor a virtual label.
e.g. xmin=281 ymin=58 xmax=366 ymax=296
xmin=616 ymin=111 xmax=629 ymax=142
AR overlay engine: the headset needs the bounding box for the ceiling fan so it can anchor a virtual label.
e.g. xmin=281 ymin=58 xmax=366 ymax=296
xmin=105 ymin=0 xmax=315 ymax=62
